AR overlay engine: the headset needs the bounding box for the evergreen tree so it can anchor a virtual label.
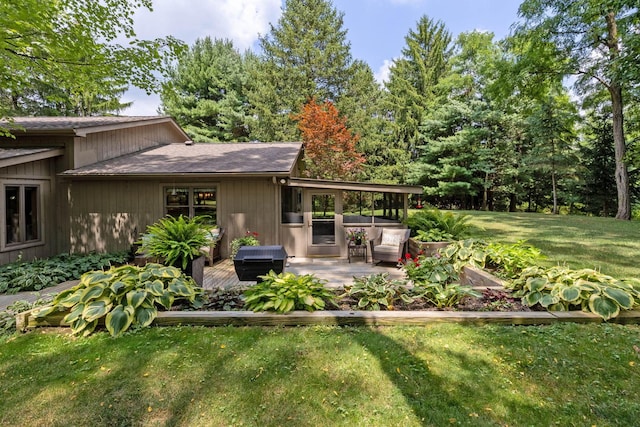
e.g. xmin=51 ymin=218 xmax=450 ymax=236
xmin=160 ymin=37 xmax=253 ymax=142
xmin=250 ymin=0 xmax=355 ymax=142
xmin=385 ymin=16 xmax=452 ymax=153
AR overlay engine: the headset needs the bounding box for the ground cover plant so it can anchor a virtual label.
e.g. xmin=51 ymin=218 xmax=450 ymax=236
xmin=0 ymin=323 xmax=638 ymax=426
xmin=0 ymin=251 xmax=129 ymax=294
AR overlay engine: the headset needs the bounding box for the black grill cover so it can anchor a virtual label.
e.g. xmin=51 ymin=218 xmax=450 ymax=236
xmin=234 ymin=245 xmax=288 ymax=281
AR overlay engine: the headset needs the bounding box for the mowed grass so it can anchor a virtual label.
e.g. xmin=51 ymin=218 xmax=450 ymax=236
xmin=460 ymin=211 xmax=640 ymax=279
xmin=1 ymin=211 xmax=640 ymax=426
xmin=1 ymin=324 xmax=639 ymax=426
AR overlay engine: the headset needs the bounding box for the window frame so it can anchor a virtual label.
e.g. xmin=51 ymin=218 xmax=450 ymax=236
xmin=1 ymin=182 xmax=44 ymax=252
xmin=163 ymin=185 xmax=218 ymax=224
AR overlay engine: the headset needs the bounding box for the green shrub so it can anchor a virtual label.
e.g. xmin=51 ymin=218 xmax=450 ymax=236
xmin=230 ymin=230 xmax=260 ymax=258
xmin=405 ymin=209 xmax=474 ymax=241
xmin=342 ymin=273 xmax=414 ymax=310
xmin=35 ymin=264 xmax=204 ymax=337
xmin=138 ymin=215 xmax=211 ymax=269
xmin=507 ymin=266 xmax=640 ymax=320
xmin=413 ymin=282 xmax=481 ymax=309
xmin=0 ymin=251 xmax=129 ymax=295
xmin=243 ymin=271 xmax=333 ymax=313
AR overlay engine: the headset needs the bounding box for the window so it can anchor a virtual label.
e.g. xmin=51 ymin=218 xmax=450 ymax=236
xmin=164 ymin=186 xmax=217 ymax=224
xmin=281 ymin=187 xmax=303 ymax=224
xmin=343 ymin=191 xmax=404 ymax=224
xmin=4 ymin=184 xmax=40 ymax=247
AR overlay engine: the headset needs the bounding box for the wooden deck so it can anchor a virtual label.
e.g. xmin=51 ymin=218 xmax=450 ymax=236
xmin=203 ymin=258 xmax=405 ymax=290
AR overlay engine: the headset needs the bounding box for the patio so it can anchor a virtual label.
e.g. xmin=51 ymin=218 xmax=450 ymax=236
xmin=203 ymin=257 xmax=405 ymax=290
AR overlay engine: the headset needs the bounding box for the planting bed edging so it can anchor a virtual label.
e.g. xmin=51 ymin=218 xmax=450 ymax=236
xmin=17 ymin=308 xmax=640 ymax=331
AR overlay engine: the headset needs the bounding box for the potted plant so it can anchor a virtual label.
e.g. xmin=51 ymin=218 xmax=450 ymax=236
xmin=137 ymin=215 xmax=211 ymax=286
xmin=230 ymin=230 xmax=260 ymax=259
xmin=404 ymin=209 xmax=473 ymax=257
xmin=346 ymin=228 xmax=367 ymax=245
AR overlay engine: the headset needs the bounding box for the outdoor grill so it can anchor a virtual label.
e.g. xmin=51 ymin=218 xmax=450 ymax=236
xmin=233 ymin=245 xmax=288 ymax=281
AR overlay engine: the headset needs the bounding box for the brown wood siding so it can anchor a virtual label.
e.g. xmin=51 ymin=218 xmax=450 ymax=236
xmin=0 ymin=158 xmax=58 ymax=264
xmin=73 ymin=122 xmax=185 ymax=169
xmin=66 ymin=177 xmax=280 ymax=259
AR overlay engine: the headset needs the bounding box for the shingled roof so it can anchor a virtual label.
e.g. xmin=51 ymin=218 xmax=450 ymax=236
xmin=1 ymin=116 xmax=186 ymax=138
xmin=61 ymin=142 xmax=303 ymax=177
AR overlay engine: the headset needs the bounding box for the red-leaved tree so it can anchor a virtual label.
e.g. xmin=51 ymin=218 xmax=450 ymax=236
xmin=293 ymin=98 xmax=365 ymax=180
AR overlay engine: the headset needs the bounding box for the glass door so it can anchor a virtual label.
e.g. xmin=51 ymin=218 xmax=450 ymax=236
xmin=306 ymin=191 xmax=341 ymax=256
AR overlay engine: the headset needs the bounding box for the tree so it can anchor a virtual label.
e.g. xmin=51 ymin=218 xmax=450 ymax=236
xmin=250 ymin=0 xmax=356 ymax=142
xmin=160 ymin=38 xmax=254 ymax=142
xmin=524 ymin=94 xmax=579 ymax=214
xmin=385 ymin=16 xmax=452 ymax=153
xmin=293 ymin=98 xmax=364 ymax=180
xmin=1 ymin=0 xmax=183 ymax=132
xmin=516 ymin=0 xmax=640 ymax=219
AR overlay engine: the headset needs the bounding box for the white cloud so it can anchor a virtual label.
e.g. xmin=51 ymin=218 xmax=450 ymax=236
xmin=123 ymin=0 xmax=282 ymax=115
xmin=374 ymin=58 xmax=396 ymax=85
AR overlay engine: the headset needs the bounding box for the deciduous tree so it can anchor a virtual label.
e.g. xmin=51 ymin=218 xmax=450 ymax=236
xmin=293 ymin=98 xmax=364 ymax=180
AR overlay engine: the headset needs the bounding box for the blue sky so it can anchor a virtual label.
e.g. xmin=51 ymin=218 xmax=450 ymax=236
xmin=124 ymin=0 xmax=522 ymax=115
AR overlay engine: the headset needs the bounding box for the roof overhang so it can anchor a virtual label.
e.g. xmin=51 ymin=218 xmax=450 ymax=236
xmin=286 ymin=178 xmax=423 ymax=194
xmin=0 ymin=148 xmax=65 ymax=168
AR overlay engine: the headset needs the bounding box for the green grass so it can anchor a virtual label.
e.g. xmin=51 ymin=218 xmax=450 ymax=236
xmin=459 ymin=211 xmax=640 ymax=279
xmin=1 ymin=324 xmax=639 ymax=426
xmin=1 ymin=212 xmax=640 ymax=426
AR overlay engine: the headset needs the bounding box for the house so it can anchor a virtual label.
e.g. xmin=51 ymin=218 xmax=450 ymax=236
xmin=0 ymin=116 xmax=421 ymax=264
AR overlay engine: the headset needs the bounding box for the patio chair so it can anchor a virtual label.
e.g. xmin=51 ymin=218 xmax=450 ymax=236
xmin=201 ymin=227 xmax=224 ymax=266
xmin=369 ymin=228 xmax=411 ymax=265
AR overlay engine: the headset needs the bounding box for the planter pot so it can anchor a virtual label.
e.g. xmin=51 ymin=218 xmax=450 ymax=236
xmin=179 ymin=256 xmax=205 ymax=287
xmin=234 ymin=245 xmax=288 ymax=282
xmin=408 ymin=238 xmax=450 ymax=257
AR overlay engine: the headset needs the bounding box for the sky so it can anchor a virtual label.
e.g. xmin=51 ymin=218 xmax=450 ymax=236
xmin=122 ymin=0 xmax=522 ymax=116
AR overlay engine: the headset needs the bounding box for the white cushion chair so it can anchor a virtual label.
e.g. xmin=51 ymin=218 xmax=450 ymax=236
xmin=369 ymin=228 xmax=411 ymax=264
xmin=200 ymin=227 xmax=224 ymax=266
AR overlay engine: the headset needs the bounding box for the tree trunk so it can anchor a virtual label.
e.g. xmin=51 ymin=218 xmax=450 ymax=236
xmin=605 ymin=12 xmax=630 ymax=220
xmin=551 ymin=170 xmax=558 ymax=215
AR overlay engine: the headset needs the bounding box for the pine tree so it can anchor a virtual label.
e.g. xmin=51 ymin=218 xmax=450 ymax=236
xmin=160 ymin=38 xmax=253 ymax=142
xmin=249 ymin=0 xmax=356 ymax=142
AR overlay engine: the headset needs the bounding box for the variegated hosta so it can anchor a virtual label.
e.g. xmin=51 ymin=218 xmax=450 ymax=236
xmin=35 ymin=264 xmax=204 ymax=337
xmin=507 ymin=266 xmax=640 ymax=320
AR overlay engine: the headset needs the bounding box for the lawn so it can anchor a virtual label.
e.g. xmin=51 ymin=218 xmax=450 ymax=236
xmin=461 ymin=210 xmax=640 ymax=279
xmin=1 ymin=212 xmax=639 ymax=426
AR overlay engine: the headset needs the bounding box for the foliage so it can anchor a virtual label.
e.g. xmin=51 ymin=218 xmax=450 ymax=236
xmin=414 ymin=229 xmax=453 ymax=242
xmin=35 ymin=264 xmax=204 ymax=337
xmin=230 ymin=230 xmax=260 ymax=259
xmin=341 ymin=273 xmax=414 ymax=311
xmin=138 ymin=215 xmax=210 ymax=270
xmin=345 ymin=228 xmax=367 ymax=243
xmin=515 ymin=0 xmax=640 ymax=219
xmin=250 ymin=0 xmax=357 ymax=141
xmin=0 ymin=0 xmax=184 ymax=129
xmin=385 ymin=15 xmax=452 ymax=152
xmin=507 ymin=265 xmax=640 ymax=320
xmin=484 ymin=241 xmax=545 ymax=279
xmin=160 ymin=37 xmax=254 ymax=142
xmin=405 ymin=208 xmax=473 ymax=241
xmin=401 ymin=253 xmax=458 ymax=285
xmin=414 ymin=282 xmax=481 ymax=309
xmin=243 ymin=271 xmax=334 ymax=314
xmin=0 ymin=295 xmax=53 ymax=335
xmin=202 ymin=287 xmax=246 ymax=311
xmin=0 ymin=251 xmax=129 ymax=295
xmin=293 ymin=98 xmax=365 ymax=180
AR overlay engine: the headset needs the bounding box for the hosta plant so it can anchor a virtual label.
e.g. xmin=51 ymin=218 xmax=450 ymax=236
xmin=243 ymin=271 xmax=334 ymax=314
xmin=401 ymin=253 xmax=459 ymax=285
xmin=342 ymin=273 xmax=414 ymax=310
xmin=35 ymin=264 xmax=204 ymax=337
xmin=413 ymin=282 xmax=481 ymax=309
xmin=507 ymin=266 xmax=640 ymax=320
